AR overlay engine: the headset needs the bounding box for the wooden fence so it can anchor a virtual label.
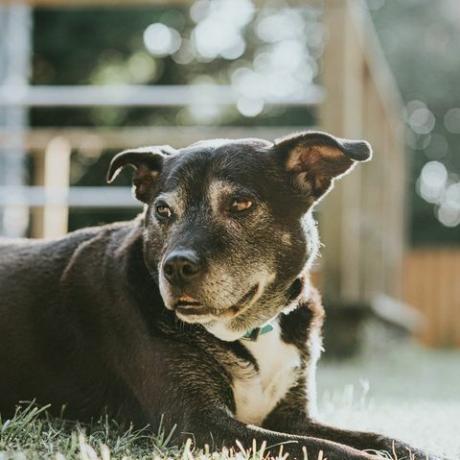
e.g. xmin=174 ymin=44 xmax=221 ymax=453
xmin=404 ymin=249 xmax=460 ymax=347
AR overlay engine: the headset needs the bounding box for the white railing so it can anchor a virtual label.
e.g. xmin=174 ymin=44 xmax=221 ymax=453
xmin=0 ymin=186 xmax=137 ymax=208
xmin=0 ymin=84 xmax=324 ymax=107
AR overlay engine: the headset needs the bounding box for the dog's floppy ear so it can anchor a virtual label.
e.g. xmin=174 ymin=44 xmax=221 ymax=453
xmin=275 ymin=131 xmax=372 ymax=201
xmin=107 ymin=146 xmax=174 ymax=203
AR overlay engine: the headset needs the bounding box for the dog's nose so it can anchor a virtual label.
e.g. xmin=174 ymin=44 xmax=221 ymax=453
xmin=163 ymin=250 xmax=202 ymax=285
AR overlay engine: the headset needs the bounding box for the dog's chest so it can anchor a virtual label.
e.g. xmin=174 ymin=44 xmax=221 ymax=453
xmin=231 ymin=322 xmax=302 ymax=426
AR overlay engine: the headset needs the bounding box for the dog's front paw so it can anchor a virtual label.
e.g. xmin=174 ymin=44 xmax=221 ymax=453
xmin=371 ymin=437 xmax=441 ymax=460
xmin=313 ymin=450 xmax=380 ymax=460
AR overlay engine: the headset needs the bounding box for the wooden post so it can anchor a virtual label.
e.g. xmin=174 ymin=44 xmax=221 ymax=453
xmin=383 ymin=120 xmax=404 ymax=299
xmin=360 ymin=68 xmax=384 ymax=301
xmin=32 ymin=136 xmax=71 ymax=238
xmin=319 ymin=0 xmax=366 ymax=303
xmin=320 ymin=0 xmax=406 ymax=308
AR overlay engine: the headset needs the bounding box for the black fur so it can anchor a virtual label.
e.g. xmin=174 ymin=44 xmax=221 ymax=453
xmin=0 ymin=131 xmax=435 ymax=460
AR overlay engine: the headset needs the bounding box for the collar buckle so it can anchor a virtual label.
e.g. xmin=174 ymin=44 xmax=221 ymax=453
xmin=241 ymin=323 xmax=274 ymax=341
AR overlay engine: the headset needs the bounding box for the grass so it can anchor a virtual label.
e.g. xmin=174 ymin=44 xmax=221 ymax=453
xmin=0 ymin=403 xmax=333 ymax=460
xmin=1 ymin=328 xmax=458 ymax=459
xmin=0 ymin=403 xmax=196 ymax=460
xmin=0 ymin=404 xmax=399 ymax=460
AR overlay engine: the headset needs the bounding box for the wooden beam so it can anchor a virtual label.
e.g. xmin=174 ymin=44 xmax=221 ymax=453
xmin=318 ymin=0 xmax=366 ymax=304
xmin=31 ymin=136 xmax=71 ymax=238
xmin=360 ymin=67 xmax=384 ymax=301
xmin=0 ymin=126 xmax=313 ymax=151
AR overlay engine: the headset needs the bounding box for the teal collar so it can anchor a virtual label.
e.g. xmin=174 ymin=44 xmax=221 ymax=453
xmin=239 ymin=277 xmax=304 ymax=342
xmin=241 ymin=323 xmax=274 ymax=341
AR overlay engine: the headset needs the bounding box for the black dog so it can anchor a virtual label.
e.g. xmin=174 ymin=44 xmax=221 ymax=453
xmin=0 ymin=131 xmax=432 ymax=459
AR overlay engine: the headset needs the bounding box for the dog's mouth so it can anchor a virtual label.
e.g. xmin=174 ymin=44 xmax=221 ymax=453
xmin=174 ymin=295 xmax=202 ymax=310
xmin=174 ymin=284 xmax=259 ymax=322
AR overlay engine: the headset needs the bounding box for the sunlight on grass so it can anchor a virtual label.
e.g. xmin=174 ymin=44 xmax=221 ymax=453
xmin=317 ymin=329 xmax=460 ymax=460
xmin=1 ymin=337 xmax=458 ymax=459
xmin=0 ymin=403 xmax=314 ymax=460
xmin=0 ymin=401 xmax=421 ymax=460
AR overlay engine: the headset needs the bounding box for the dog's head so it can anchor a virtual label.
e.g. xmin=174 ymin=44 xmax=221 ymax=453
xmin=107 ymin=131 xmax=371 ymax=341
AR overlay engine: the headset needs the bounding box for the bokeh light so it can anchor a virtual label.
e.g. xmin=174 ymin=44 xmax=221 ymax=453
xmin=143 ymin=23 xmax=182 ymax=57
xmin=407 ymin=98 xmax=459 ymax=227
xmin=444 ymin=107 xmax=460 ymax=134
xmin=418 ymin=161 xmax=448 ymax=204
xmin=190 ymin=0 xmax=253 ymax=61
xmin=408 ymin=105 xmax=435 ymax=135
xmin=418 ymin=161 xmax=460 ymax=227
xmin=236 ymin=97 xmax=264 ymax=117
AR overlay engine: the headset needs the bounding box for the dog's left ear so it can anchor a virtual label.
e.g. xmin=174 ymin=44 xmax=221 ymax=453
xmin=275 ymin=131 xmax=372 ymax=201
xmin=107 ymin=146 xmax=174 ymax=202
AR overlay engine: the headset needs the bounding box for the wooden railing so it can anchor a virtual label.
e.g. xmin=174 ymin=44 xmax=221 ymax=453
xmin=0 ymin=126 xmax=300 ymax=238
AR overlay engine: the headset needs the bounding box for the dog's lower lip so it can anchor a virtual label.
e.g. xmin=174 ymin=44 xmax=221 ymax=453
xmin=176 ymin=306 xmax=208 ymax=316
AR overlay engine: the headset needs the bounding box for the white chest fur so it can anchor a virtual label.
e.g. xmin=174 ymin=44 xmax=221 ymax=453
xmin=231 ymin=321 xmax=302 ymax=426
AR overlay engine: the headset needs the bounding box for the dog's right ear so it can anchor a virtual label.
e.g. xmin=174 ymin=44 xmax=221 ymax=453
xmin=107 ymin=146 xmax=173 ymax=203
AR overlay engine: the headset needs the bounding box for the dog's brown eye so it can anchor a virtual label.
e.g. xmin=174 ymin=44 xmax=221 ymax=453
xmin=230 ymin=199 xmax=253 ymax=212
xmin=155 ymin=204 xmax=173 ymax=219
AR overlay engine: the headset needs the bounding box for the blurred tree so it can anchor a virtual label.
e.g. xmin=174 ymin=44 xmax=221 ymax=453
xmin=369 ymin=0 xmax=460 ymax=245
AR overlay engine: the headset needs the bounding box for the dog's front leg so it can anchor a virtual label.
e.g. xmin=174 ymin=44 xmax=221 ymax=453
xmin=183 ymin=407 xmax=381 ymax=460
xmin=113 ymin=341 xmax=378 ymax=460
xmin=262 ymin=388 xmax=437 ymax=460
xmin=295 ymin=421 xmax=442 ymax=460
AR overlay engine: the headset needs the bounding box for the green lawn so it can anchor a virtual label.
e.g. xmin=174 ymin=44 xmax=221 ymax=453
xmin=1 ymin=329 xmax=458 ymax=459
